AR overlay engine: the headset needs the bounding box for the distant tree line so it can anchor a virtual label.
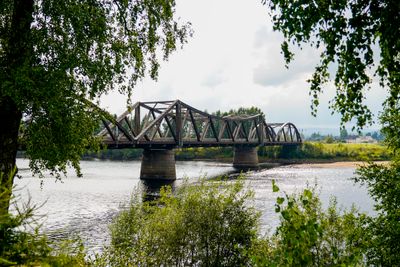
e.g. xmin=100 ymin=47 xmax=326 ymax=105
xmin=307 ymin=129 xmax=385 ymax=143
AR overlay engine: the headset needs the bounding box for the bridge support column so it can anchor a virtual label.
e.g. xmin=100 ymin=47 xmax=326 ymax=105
xmin=140 ymin=149 xmax=176 ymax=180
xmin=233 ymin=146 xmax=259 ymax=169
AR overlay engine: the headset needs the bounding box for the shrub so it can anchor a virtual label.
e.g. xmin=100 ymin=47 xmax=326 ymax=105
xmin=0 ymin=198 xmax=87 ymax=266
xmin=250 ymin=181 xmax=369 ymax=266
xmin=355 ymin=162 xmax=400 ymax=266
xmin=98 ymin=178 xmax=259 ymax=266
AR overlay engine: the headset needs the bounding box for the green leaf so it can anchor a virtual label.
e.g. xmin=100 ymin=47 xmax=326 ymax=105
xmin=281 ymin=210 xmax=290 ymax=220
xmin=272 ymin=180 xmax=280 ymax=192
xmin=275 ymin=205 xmax=280 ymax=213
xmin=304 ymin=189 xmax=312 ymax=199
xmin=0 ymin=257 xmax=17 ymax=266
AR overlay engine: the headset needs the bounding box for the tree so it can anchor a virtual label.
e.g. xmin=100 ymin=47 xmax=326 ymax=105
xmin=264 ymin=0 xmax=400 ymax=264
xmin=308 ymin=132 xmax=323 ymax=141
xmin=213 ymin=106 xmax=265 ymax=119
xmin=323 ymin=135 xmax=334 ymax=144
xmin=0 ymin=0 xmax=191 ymax=215
xmin=209 ymin=107 xmax=265 ymax=140
xmin=251 ymin=183 xmax=368 ymax=266
xmin=371 ymin=131 xmax=380 ymax=140
xmin=340 ymin=128 xmax=348 ymax=140
xmin=264 ymin=0 xmax=400 ymax=129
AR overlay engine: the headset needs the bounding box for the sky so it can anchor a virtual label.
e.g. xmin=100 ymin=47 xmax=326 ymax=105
xmin=101 ymin=0 xmax=387 ymax=135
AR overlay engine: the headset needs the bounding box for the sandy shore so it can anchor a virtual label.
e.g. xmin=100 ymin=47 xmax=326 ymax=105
xmin=292 ymin=161 xmax=389 ymax=169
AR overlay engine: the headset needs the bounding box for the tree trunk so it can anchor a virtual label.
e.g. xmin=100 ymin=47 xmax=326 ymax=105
xmin=0 ymin=97 xmax=22 ymax=216
xmin=0 ymin=0 xmax=34 ymax=215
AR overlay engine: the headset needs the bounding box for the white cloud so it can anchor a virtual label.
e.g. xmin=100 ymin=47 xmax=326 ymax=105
xmin=201 ymin=69 xmax=226 ymax=88
xmin=252 ymin=26 xmax=320 ymax=87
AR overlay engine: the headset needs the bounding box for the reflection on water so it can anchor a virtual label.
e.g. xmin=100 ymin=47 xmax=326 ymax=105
xmin=139 ymin=179 xmax=176 ymax=202
xmin=13 ymin=159 xmax=374 ymax=253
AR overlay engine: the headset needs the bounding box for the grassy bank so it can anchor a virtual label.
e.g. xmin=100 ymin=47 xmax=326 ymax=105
xmin=258 ymin=142 xmax=391 ymax=162
xmin=81 ymin=142 xmax=391 ymax=162
xmin=178 ymin=142 xmax=391 ymax=162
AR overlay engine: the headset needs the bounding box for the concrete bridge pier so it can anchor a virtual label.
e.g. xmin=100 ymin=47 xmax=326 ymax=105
xmin=233 ymin=146 xmax=259 ymax=169
xmin=140 ymin=149 xmax=176 ymax=180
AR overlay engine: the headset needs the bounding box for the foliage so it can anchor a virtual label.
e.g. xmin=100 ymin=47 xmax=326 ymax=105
xmin=1 ymin=177 xmax=380 ymax=266
xmin=307 ymin=132 xmax=324 ymax=142
xmin=259 ymin=142 xmax=391 ymax=161
xmin=380 ymin=105 xmax=400 ymax=156
xmin=251 ymin=182 xmax=369 ymax=266
xmin=355 ymin=162 xmax=400 ymax=266
xmin=84 ymin=147 xmax=233 ymax=161
xmin=265 ymin=2 xmax=400 ymax=264
xmin=265 ymin=0 xmax=400 ymax=129
xmin=340 ymin=128 xmax=349 ymax=140
xmin=213 ymin=106 xmax=265 ymax=120
xmin=83 ymin=148 xmax=143 ymax=161
xmin=0 ymin=198 xmax=87 ymax=266
xmin=0 ymin=0 xmax=191 ymax=189
xmin=175 ymin=147 xmax=233 ymax=160
xmin=96 ymin=178 xmax=259 ymax=266
xmin=323 ymin=135 xmax=334 ymax=144
xmin=87 ymin=142 xmax=390 ymax=162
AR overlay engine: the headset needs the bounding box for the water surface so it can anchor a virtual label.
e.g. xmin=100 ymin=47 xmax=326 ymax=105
xmin=14 ymin=159 xmax=374 ymax=253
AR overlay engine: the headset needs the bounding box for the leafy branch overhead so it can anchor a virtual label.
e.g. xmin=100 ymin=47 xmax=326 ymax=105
xmin=0 ymin=0 xmax=192 ymax=177
xmin=264 ymin=0 xmax=400 ymax=129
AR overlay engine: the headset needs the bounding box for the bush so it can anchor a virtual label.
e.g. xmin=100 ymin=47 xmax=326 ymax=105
xmin=175 ymin=147 xmax=233 ymax=160
xmin=355 ymin=162 xmax=400 ymax=266
xmin=97 ymin=178 xmax=259 ymax=266
xmin=251 ymin=181 xmax=369 ymax=266
xmin=0 ymin=199 xmax=87 ymax=266
xmin=259 ymin=142 xmax=390 ymax=161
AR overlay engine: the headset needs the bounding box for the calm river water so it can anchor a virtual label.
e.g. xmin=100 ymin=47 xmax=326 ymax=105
xmin=13 ymin=159 xmax=374 ymax=253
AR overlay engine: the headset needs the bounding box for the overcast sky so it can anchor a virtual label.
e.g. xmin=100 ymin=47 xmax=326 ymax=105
xmin=101 ymin=0 xmax=387 ymax=133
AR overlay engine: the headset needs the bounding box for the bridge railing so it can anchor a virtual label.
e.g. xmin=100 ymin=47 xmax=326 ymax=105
xmin=97 ymin=100 xmax=302 ymax=148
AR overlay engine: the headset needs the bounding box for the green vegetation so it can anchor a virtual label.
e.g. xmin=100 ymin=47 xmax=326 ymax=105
xmin=212 ymin=106 xmax=265 ymax=120
xmin=96 ymin=178 xmax=259 ymax=266
xmin=1 ymin=0 xmax=399 ymax=265
xmin=251 ymin=182 xmax=368 ymax=266
xmin=307 ymin=130 xmax=385 ymax=142
xmin=0 ymin=0 xmax=191 ymax=215
xmin=175 ymin=147 xmax=233 ymax=160
xmin=83 ymin=149 xmax=143 ymax=161
xmin=266 ymin=0 xmax=399 ymax=129
xmin=0 ymin=177 xmax=396 ymax=266
xmin=259 ymin=142 xmax=391 ymax=161
xmin=84 ymin=142 xmax=390 ymax=162
xmin=92 ymin=179 xmax=371 ymax=266
xmin=0 ymin=199 xmax=86 ymax=266
xmin=355 ymin=162 xmax=400 ymax=266
xmin=266 ymin=1 xmax=400 ymax=265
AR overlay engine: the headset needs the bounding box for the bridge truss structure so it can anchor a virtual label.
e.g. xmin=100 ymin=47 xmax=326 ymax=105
xmin=98 ymin=100 xmax=302 ymax=149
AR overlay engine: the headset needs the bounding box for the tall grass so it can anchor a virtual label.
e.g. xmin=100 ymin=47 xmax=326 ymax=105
xmin=0 ymin=198 xmax=86 ymax=266
xmin=259 ymin=142 xmax=391 ymax=161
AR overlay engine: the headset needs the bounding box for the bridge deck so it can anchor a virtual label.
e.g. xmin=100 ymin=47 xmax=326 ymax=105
xmin=103 ymin=140 xmax=302 ymax=149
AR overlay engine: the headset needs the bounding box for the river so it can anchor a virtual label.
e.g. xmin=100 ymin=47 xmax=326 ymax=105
xmin=13 ymin=159 xmax=375 ymax=253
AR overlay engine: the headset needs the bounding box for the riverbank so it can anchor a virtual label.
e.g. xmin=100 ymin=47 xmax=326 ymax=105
xmin=290 ymin=160 xmax=389 ymax=168
xmin=78 ymin=142 xmax=391 ymax=163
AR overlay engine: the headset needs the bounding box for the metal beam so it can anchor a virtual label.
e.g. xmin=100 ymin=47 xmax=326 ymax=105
xmin=97 ymin=100 xmax=302 ymax=148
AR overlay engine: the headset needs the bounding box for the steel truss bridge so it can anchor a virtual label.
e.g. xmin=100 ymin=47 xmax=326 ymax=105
xmin=98 ymin=100 xmax=302 ymax=149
